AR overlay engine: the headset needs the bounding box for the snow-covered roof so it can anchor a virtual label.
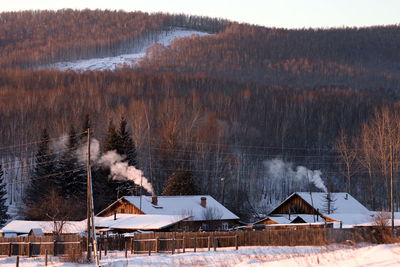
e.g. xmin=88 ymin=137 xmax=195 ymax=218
xmin=255 ymin=216 xmax=291 ymax=224
xmin=330 ymin=211 xmax=400 ymax=228
xmin=94 ymin=213 xmax=189 ymax=230
xmin=294 ymin=192 xmax=370 ymax=214
xmin=111 ymin=195 xmax=239 ymax=221
xmin=29 ymin=228 xmax=44 ymax=236
xmin=1 ymin=220 xmax=85 ymax=234
xmin=270 ymin=214 xmax=325 ymax=223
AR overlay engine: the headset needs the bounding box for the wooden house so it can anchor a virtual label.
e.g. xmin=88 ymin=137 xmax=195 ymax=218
xmin=266 ymin=192 xmax=372 ymax=227
xmin=97 ymin=195 xmax=240 ymax=231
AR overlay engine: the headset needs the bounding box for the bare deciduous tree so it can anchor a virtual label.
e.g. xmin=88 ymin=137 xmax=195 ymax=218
xmin=335 ymin=130 xmax=358 ymax=195
xmin=24 ymin=187 xmax=80 ymax=235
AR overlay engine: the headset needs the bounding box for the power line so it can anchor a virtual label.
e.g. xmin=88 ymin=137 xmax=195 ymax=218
xmin=0 ymin=131 xmax=87 ymax=152
xmin=0 ymin=143 xmax=86 ymax=169
xmin=1 ymin=153 xmax=85 ymax=172
xmin=3 ymin=166 xmax=86 ymax=186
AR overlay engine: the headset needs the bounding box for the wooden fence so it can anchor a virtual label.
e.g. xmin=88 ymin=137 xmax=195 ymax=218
xmin=0 ymin=235 xmax=82 ymax=256
xmin=1 ymin=228 xmax=399 ymax=257
xmin=97 ymin=228 xmax=399 ymax=253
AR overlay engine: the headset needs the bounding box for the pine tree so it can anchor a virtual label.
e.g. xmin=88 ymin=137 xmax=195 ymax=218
xmin=117 ymin=117 xmax=137 ymax=167
xmin=55 ymin=125 xmax=86 ymax=211
xmin=101 ymin=117 xmax=139 ymax=199
xmin=322 ymin=192 xmax=337 ymax=214
xmin=162 ymin=170 xmax=199 ymax=196
xmin=103 ymin=120 xmax=119 ymax=152
xmin=25 ymin=128 xmax=58 ymax=219
xmin=0 ymin=164 xmax=9 ymax=226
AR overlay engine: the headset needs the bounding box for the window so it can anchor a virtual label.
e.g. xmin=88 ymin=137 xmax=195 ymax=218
xmin=201 ymin=223 xmax=209 ymax=231
xmin=222 ymin=222 xmax=229 ymax=230
xmin=120 ymin=208 xmax=125 ymax=213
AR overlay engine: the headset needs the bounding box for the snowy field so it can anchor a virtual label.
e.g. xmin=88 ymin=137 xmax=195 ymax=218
xmin=1 ymin=244 xmax=400 ymax=266
xmin=46 ymin=29 xmax=210 ymax=71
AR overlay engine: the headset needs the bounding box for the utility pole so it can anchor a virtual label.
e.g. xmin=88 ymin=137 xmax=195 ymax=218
xmin=86 ymin=128 xmax=99 ymax=265
xmin=86 ymin=128 xmax=92 ymax=262
xmin=143 ymin=105 xmax=153 ymax=210
xmin=390 ymin=144 xmax=394 ymax=231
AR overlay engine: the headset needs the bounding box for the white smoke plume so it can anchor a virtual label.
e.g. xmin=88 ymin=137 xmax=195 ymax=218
xmin=98 ymin=150 xmax=154 ymax=194
xmin=75 ymin=138 xmax=100 ymax=163
xmin=51 ymin=134 xmax=69 ymax=152
xmin=264 ymin=158 xmax=327 ymax=192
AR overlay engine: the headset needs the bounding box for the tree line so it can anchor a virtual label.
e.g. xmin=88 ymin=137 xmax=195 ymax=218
xmin=0 ymin=68 xmax=394 ymax=219
xmin=0 ymin=9 xmax=230 ymax=68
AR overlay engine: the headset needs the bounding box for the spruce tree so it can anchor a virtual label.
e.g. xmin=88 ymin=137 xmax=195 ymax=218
xmin=117 ymin=117 xmax=137 ymax=167
xmin=25 ymin=128 xmax=58 ymax=218
xmin=104 ymin=120 xmax=119 ymax=152
xmin=55 ymin=125 xmax=86 ymax=209
xmin=99 ymin=120 xmax=123 ymax=201
xmin=101 ymin=117 xmax=139 ymax=199
xmin=162 ymin=170 xmax=199 ymax=196
xmin=0 ymin=164 xmax=9 ymax=226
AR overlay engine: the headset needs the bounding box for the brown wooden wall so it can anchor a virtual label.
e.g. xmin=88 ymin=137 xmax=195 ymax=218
xmin=270 ymin=194 xmax=318 ymax=215
xmin=101 ymin=201 xmax=144 ymax=216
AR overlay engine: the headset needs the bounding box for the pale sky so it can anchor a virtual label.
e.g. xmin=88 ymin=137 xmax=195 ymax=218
xmin=1 ymin=0 xmax=399 ymax=29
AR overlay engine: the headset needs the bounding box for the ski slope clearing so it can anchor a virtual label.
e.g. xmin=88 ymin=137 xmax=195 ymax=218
xmin=47 ymin=29 xmax=210 ymax=71
xmin=1 ymin=244 xmax=400 ymax=266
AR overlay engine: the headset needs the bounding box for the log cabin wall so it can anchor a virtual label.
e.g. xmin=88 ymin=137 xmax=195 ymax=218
xmin=102 ymin=200 xmax=144 ymax=216
xmin=270 ymin=194 xmax=318 ymax=215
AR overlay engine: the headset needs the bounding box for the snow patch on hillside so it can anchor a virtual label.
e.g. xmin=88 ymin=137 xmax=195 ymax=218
xmin=46 ymin=29 xmax=210 ymax=71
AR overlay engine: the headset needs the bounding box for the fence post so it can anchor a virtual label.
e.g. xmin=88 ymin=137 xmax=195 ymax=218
xmin=105 ymin=239 xmax=108 ymax=256
xmin=125 ymin=240 xmax=128 ymax=258
xmin=171 ymin=238 xmax=175 ymax=255
xmin=8 ymin=242 xmax=12 ymax=257
xmin=208 ymin=236 xmax=211 ymax=251
xmin=80 ymin=241 xmax=83 ymax=256
xmin=155 ymin=237 xmax=159 ymax=253
xmin=45 ymin=250 xmax=48 ymax=266
xmin=235 ymin=235 xmax=238 ymax=250
xmin=16 ymin=255 xmax=19 ymax=267
xmin=53 ymin=241 xmax=57 ymax=256
xmin=130 ymin=238 xmax=134 ymax=254
xmin=182 ymin=237 xmax=186 ymax=253
xmin=27 ymin=242 xmax=31 ymax=257
xmin=193 ymin=238 xmax=196 ymax=252
xmin=148 ymin=241 xmax=151 ymax=256
xmin=213 ymin=237 xmax=217 ymax=251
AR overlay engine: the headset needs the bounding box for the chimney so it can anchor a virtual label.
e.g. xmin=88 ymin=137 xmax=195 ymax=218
xmin=200 ymin=197 xmax=207 ymax=208
xmin=114 ymin=211 xmax=117 ymax=221
xmin=152 ymin=195 xmax=158 ymax=206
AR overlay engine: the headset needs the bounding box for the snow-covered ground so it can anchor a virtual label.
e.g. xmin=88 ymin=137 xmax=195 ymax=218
xmin=1 ymin=244 xmax=400 ymax=266
xmin=46 ymin=29 xmax=210 ymax=71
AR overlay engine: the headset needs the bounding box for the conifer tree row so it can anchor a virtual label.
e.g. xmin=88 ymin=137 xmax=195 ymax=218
xmin=25 ymin=128 xmax=57 ymax=214
xmin=0 ymin=164 xmax=9 ymax=226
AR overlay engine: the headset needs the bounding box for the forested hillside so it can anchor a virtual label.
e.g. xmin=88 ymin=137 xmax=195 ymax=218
xmin=1 ymin=10 xmax=400 ymax=220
